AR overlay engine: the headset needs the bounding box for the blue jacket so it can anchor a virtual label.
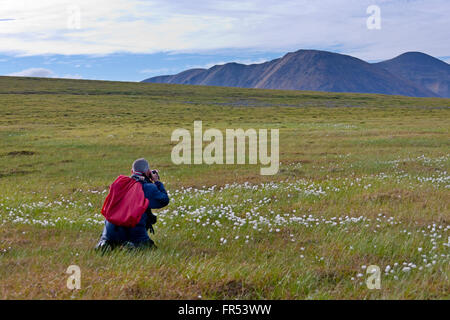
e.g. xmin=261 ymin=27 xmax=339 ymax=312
xmin=100 ymin=175 xmax=169 ymax=245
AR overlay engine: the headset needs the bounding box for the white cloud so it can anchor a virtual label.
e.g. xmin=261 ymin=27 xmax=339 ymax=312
xmin=0 ymin=0 xmax=448 ymax=61
xmin=8 ymin=67 xmax=55 ymax=77
xmin=139 ymin=67 xmax=177 ymax=74
xmin=6 ymin=67 xmax=82 ymax=79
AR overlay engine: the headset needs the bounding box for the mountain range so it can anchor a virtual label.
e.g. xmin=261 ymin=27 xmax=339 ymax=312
xmin=142 ymin=50 xmax=450 ymax=98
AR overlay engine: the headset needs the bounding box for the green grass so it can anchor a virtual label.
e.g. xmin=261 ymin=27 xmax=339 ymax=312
xmin=0 ymin=76 xmax=449 ymax=299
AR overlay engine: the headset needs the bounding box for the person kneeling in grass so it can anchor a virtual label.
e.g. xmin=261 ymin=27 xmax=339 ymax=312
xmin=95 ymin=158 xmax=169 ymax=251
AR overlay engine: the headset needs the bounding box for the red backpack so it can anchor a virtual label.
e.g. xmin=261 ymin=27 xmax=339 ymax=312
xmin=101 ymin=175 xmax=149 ymax=227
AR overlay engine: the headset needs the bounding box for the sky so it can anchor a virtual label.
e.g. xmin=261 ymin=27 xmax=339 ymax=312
xmin=0 ymin=0 xmax=449 ymax=81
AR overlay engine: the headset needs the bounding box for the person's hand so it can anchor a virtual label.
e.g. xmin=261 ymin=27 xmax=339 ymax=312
xmin=150 ymin=169 xmax=160 ymax=182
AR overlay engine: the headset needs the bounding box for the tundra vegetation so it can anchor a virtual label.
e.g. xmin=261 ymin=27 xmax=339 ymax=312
xmin=0 ymin=76 xmax=448 ymax=299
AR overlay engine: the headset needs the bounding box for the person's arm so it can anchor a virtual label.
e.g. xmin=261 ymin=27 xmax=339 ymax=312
xmin=143 ymin=182 xmax=170 ymax=209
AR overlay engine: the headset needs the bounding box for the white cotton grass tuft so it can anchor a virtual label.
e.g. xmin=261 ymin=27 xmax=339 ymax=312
xmin=2 ymin=166 xmax=450 ymax=287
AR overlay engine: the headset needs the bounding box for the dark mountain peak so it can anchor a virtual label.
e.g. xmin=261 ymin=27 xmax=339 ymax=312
xmin=398 ymin=51 xmax=433 ymax=58
xmin=376 ymin=52 xmax=449 ymax=97
xmin=280 ymin=49 xmax=370 ymax=71
xmin=179 ymin=68 xmax=206 ymax=74
xmin=225 ymin=62 xmax=243 ymax=66
xmin=287 ymin=49 xmax=362 ymax=59
xmin=288 ymin=49 xmax=334 ymax=55
xmin=283 ymin=49 xmax=332 ymax=60
xmin=383 ymin=51 xmax=449 ymax=67
xmin=142 ymin=49 xmax=448 ymax=98
xmin=211 ymin=62 xmax=246 ymax=70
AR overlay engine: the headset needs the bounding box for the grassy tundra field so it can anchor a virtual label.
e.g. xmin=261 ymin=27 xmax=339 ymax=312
xmin=0 ymin=76 xmax=449 ymax=299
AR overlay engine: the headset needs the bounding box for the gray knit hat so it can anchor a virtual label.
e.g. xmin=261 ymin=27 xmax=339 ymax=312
xmin=132 ymin=158 xmax=149 ymax=174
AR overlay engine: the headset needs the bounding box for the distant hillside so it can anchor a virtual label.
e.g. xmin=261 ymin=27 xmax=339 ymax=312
xmin=142 ymin=49 xmax=443 ymax=98
xmin=375 ymin=52 xmax=450 ymax=98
